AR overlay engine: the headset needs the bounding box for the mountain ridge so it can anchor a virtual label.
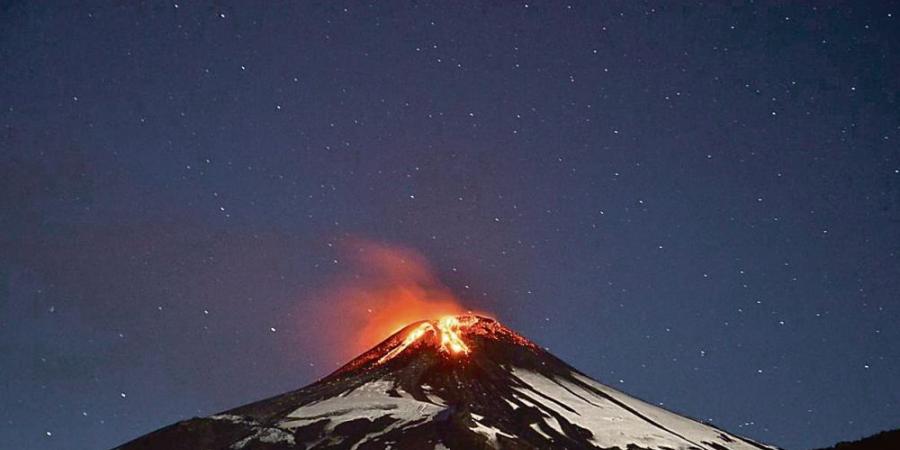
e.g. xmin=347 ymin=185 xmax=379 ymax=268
xmin=115 ymin=315 xmax=776 ymax=450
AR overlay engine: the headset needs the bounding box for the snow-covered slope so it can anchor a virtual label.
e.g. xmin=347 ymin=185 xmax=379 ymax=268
xmin=511 ymin=369 xmax=764 ymax=450
xmin=115 ymin=316 xmax=776 ymax=450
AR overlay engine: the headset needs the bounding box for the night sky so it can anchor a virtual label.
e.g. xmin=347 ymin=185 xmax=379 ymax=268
xmin=2 ymin=2 xmax=899 ymax=450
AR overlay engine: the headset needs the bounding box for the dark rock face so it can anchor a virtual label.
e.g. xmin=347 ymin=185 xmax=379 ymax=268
xmin=812 ymin=430 xmax=900 ymax=450
xmin=115 ymin=316 xmax=775 ymax=450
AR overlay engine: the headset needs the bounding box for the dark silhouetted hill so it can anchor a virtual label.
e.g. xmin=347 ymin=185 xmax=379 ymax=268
xmin=814 ymin=429 xmax=900 ymax=450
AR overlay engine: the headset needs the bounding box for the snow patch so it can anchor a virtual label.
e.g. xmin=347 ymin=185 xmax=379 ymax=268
xmin=569 ymin=372 xmax=776 ymax=450
xmin=511 ymin=368 xmax=770 ymax=450
xmin=280 ymin=379 xmax=445 ymax=435
xmin=544 ymin=414 xmax=565 ymax=436
xmin=469 ymin=414 xmax=516 ymax=443
xmin=530 ymin=422 xmax=552 ymax=440
xmin=230 ymin=426 xmax=296 ymax=449
xmin=210 ymin=414 xmax=249 ymax=424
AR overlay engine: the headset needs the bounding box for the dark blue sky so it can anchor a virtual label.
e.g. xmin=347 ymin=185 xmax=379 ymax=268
xmin=2 ymin=2 xmax=899 ymax=449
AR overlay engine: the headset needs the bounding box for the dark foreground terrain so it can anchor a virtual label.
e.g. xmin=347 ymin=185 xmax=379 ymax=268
xmin=814 ymin=429 xmax=900 ymax=450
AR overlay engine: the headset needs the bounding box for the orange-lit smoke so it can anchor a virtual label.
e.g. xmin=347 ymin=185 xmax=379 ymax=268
xmin=306 ymin=241 xmax=473 ymax=363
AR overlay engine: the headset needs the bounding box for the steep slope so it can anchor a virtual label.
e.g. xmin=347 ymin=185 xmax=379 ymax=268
xmin=115 ymin=315 xmax=775 ymax=450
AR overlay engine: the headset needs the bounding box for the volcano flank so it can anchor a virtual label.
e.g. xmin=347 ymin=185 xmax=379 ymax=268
xmin=116 ymin=315 xmax=775 ymax=450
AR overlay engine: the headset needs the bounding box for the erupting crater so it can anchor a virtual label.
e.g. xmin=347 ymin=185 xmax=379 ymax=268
xmin=116 ymin=312 xmax=778 ymax=450
xmin=331 ymin=314 xmax=540 ymax=377
xmin=378 ymin=315 xmax=478 ymax=364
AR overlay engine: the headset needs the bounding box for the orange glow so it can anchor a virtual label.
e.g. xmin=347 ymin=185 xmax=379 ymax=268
xmin=437 ymin=316 xmax=469 ymax=354
xmin=377 ymin=322 xmax=432 ymax=364
xmin=301 ymin=240 xmax=486 ymax=364
xmin=378 ymin=315 xmax=475 ymax=364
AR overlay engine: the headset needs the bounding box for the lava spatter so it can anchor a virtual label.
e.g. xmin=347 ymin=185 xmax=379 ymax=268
xmin=377 ymin=315 xmax=475 ymax=364
xmin=437 ymin=316 xmax=470 ymax=354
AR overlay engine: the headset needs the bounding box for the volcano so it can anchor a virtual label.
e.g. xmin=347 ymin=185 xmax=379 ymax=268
xmin=116 ymin=315 xmax=775 ymax=450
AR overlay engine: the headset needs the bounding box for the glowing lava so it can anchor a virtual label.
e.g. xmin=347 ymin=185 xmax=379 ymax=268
xmin=377 ymin=316 xmax=476 ymax=364
xmin=437 ymin=316 xmax=469 ymax=354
